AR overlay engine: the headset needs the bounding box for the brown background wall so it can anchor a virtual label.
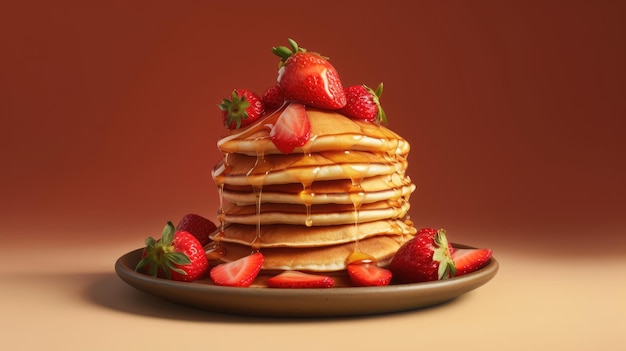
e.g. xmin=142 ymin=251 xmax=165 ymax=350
xmin=1 ymin=0 xmax=624 ymax=256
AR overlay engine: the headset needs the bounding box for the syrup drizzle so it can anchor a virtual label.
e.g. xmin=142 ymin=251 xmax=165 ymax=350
xmin=251 ymin=185 xmax=262 ymax=251
xmin=248 ymin=146 xmax=272 ymax=252
xmin=212 ymin=109 xmax=414 ymax=270
xmin=206 ymin=157 xmax=229 ymax=260
xmin=297 ymin=164 xmax=320 ymax=227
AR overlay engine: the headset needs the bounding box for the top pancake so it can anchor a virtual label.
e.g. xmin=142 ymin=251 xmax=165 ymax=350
xmin=216 ymin=108 xmax=410 ymax=156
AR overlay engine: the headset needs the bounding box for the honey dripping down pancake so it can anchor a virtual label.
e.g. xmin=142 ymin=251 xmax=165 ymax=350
xmin=209 ymin=106 xmax=418 ymax=273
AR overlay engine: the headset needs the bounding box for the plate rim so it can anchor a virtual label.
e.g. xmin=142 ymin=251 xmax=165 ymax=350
xmin=115 ymin=243 xmax=499 ymax=317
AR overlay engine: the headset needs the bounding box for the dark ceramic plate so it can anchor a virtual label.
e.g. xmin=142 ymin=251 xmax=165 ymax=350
xmin=115 ymin=244 xmax=498 ymax=317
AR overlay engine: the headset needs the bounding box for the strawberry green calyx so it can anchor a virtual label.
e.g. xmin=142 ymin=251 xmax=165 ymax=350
xmin=365 ymin=83 xmax=387 ymax=124
xmin=272 ymin=38 xmax=305 ymax=68
xmin=135 ymin=221 xmax=191 ymax=279
xmin=433 ymin=229 xmax=456 ymax=279
xmin=218 ymin=90 xmax=252 ymax=130
xmin=272 ymin=38 xmax=330 ymax=68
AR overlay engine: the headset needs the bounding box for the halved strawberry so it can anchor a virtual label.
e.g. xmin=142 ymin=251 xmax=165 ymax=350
xmin=209 ymin=252 xmax=264 ymax=287
xmin=272 ymin=38 xmax=346 ymax=110
xmin=451 ymin=248 xmax=492 ymax=276
xmin=268 ymin=102 xmax=311 ymax=153
xmin=347 ymin=263 xmax=392 ymax=287
xmin=176 ymin=213 xmax=217 ymax=247
xmin=267 ymin=270 xmax=335 ymax=288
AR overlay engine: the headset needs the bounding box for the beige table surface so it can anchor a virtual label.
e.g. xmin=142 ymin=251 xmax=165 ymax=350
xmin=2 ymin=234 xmax=624 ymax=351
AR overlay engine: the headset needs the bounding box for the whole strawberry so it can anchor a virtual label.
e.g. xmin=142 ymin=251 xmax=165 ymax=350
xmin=135 ymin=221 xmax=209 ymax=282
xmin=389 ymin=228 xmax=456 ymax=283
xmin=218 ymin=89 xmax=264 ymax=130
xmin=272 ymin=38 xmax=346 ymax=110
xmin=340 ymin=83 xmax=387 ymax=123
xmin=261 ymin=85 xmax=285 ymax=110
xmin=176 ymin=213 xmax=217 ymax=247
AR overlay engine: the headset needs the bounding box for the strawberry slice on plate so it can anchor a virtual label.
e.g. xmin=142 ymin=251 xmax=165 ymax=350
xmin=268 ymin=102 xmax=311 ymax=153
xmin=452 ymin=248 xmax=493 ymax=276
xmin=209 ymin=252 xmax=264 ymax=287
xmin=347 ymin=263 xmax=392 ymax=287
xmin=267 ymin=270 xmax=335 ymax=288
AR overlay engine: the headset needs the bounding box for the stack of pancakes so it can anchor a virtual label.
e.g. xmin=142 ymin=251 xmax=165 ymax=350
xmin=210 ymin=107 xmax=417 ymax=273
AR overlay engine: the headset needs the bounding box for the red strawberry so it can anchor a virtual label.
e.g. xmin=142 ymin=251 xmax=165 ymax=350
xmin=267 ymin=270 xmax=335 ymax=288
xmin=268 ymin=102 xmax=311 ymax=153
xmin=209 ymin=252 xmax=264 ymax=287
xmin=340 ymin=83 xmax=387 ymax=123
xmin=272 ymin=38 xmax=346 ymax=109
xmin=218 ymin=89 xmax=264 ymax=130
xmin=135 ymin=222 xmax=209 ymax=282
xmin=389 ymin=228 xmax=456 ymax=283
xmin=176 ymin=213 xmax=217 ymax=247
xmin=347 ymin=263 xmax=392 ymax=287
xmin=262 ymin=85 xmax=285 ymax=110
xmin=452 ymin=248 xmax=492 ymax=276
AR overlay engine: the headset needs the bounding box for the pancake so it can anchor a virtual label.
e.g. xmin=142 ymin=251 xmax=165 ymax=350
xmin=212 ymin=153 xmax=408 ymax=186
xmin=215 ymin=234 xmax=413 ymax=272
xmin=224 ymin=172 xmax=413 ymax=196
xmin=217 ymin=108 xmax=410 ymax=156
xmin=222 ymin=173 xmax=415 ymax=205
xmin=223 ymin=183 xmax=415 ymax=206
xmin=214 ymin=219 xmax=416 ymax=247
xmin=221 ymin=199 xmax=411 ymax=226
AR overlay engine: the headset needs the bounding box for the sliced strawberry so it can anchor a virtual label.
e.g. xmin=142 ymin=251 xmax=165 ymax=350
xmin=452 ymin=248 xmax=492 ymax=276
xmin=268 ymin=102 xmax=311 ymax=153
xmin=176 ymin=213 xmax=217 ymax=247
xmin=267 ymin=270 xmax=335 ymax=288
xmin=347 ymin=263 xmax=392 ymax=287
xmin=209 ymin=252 xmax=264 ymax=287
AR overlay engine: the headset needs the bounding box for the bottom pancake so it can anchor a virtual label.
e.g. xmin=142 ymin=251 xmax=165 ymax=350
xmin=214 ymin=219 xmax=416 ymax=248
xmin=213 ymin=234 xmax=414 ymax=272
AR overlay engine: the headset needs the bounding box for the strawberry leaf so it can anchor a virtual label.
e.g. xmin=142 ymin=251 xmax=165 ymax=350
xmin=218 ymin=90 xmax=252 ymax=129
xmin=433 ymin=229 xmax=456 ymax=279
xmin=167 ymin=251 xmax=192 ymax=265
xmin=364 ymin=83 xmax=387 ymax=124
xmin=135 ymin=220 xmax=193 ymax=280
